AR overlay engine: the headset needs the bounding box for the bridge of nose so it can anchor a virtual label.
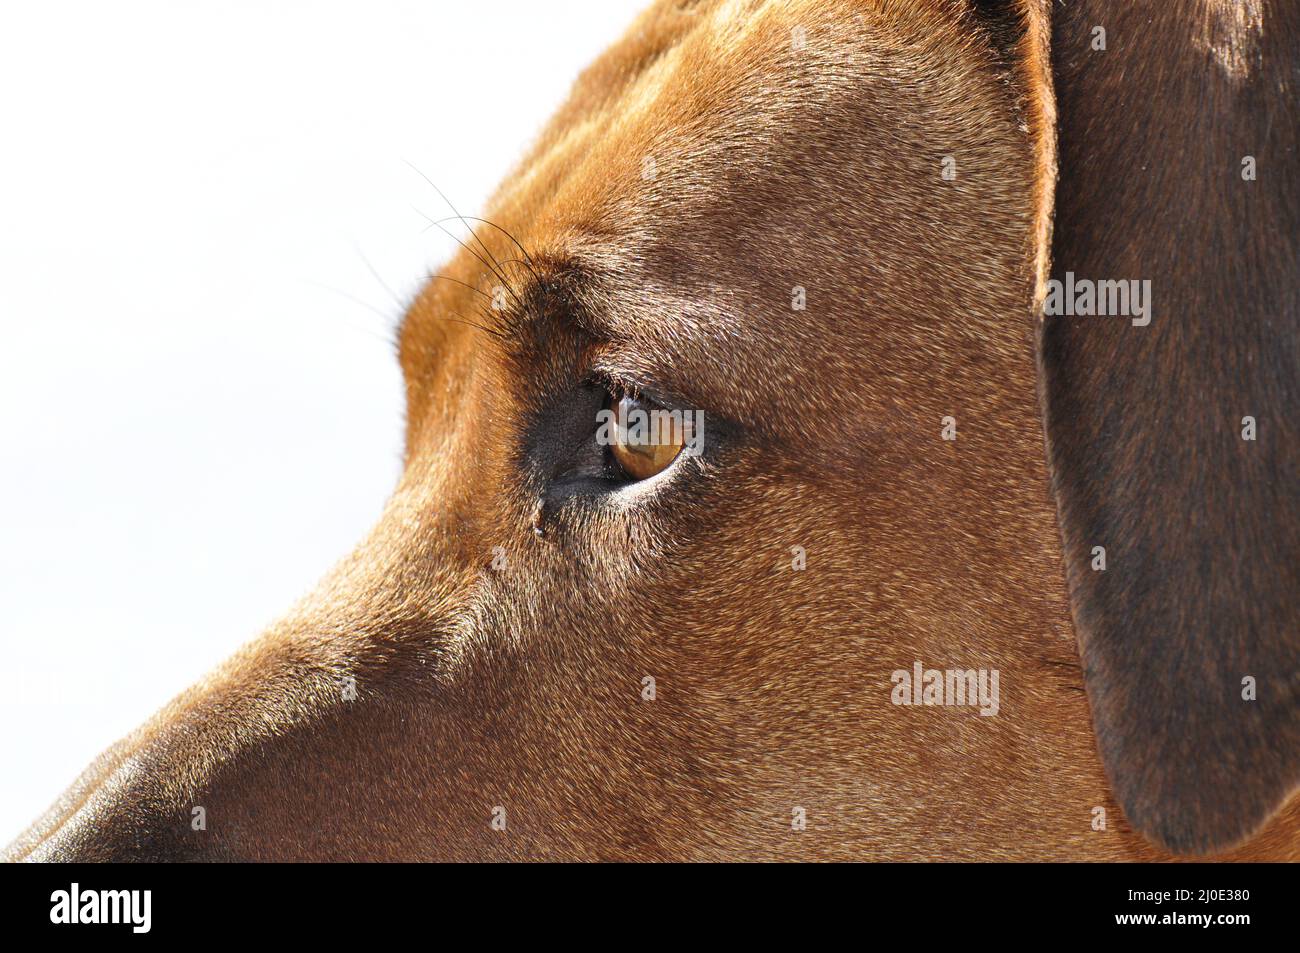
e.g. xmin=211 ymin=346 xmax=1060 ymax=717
xmin=7 ymin=626 xmax=456 ymax=860
xmin=5 ymin=478 xmax=485 ymax=861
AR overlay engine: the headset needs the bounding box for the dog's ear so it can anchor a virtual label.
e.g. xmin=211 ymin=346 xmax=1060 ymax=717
xmin=1039 ymin=2 xmax=1300 ymax=854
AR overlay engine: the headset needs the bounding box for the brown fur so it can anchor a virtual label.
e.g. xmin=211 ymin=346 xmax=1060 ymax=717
xmin=1041 ymin=0 xmax=1299 ymax=854
xmin=6 ymin=0 xmax=1297 ymax=861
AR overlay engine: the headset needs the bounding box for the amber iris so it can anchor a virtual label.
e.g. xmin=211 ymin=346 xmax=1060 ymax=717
xmin=610 ymin=391 xmax=685 ymax=480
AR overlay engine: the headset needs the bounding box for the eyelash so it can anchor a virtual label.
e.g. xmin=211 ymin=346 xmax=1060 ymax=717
xmin=590 ymin=368 xmax=641 ymax=403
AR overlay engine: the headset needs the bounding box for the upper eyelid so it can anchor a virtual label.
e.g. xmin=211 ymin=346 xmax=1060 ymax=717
xmin=522 ymin=269 xmax=725 ymax=428
xmin=587 ymin=351 xmax=696 ymax=408
xmin=589 ymin=362 xmax=685 ymax=411
xmin=490 ymin=267 xmax=730 ymax=442
xmin=589 ymin=359 xmax=741 ymax=454
xmin=589 ymin=364 xmax=647 ymax=400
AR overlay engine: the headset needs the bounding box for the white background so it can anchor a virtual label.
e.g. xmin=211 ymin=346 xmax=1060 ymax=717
xmin=0 ymin=0 xmax=645 ymax=840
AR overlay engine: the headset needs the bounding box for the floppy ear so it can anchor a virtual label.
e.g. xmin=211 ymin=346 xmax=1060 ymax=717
xmin=1039 ymin=1 xmax=1300 ymax=854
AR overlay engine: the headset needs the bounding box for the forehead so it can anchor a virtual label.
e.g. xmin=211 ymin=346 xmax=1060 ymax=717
xmin=404 ymin=0 xmax=1032 ymax=437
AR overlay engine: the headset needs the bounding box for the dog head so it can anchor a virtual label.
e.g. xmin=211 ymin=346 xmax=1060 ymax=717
xmin=8 ymin=0 xmax=1297 ymax=861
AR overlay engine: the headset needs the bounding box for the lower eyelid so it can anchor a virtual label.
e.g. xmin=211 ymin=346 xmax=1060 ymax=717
xmin=584 ymin=455 xmax=691 ymax=520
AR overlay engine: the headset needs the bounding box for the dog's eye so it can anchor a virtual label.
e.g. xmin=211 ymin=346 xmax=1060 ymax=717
xmin=607 ymin=388 xmax=685 ymax=481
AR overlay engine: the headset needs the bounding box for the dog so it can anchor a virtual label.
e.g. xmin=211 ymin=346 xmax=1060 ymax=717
xmin=6 ymin=0 xmax=1297 ymax=861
